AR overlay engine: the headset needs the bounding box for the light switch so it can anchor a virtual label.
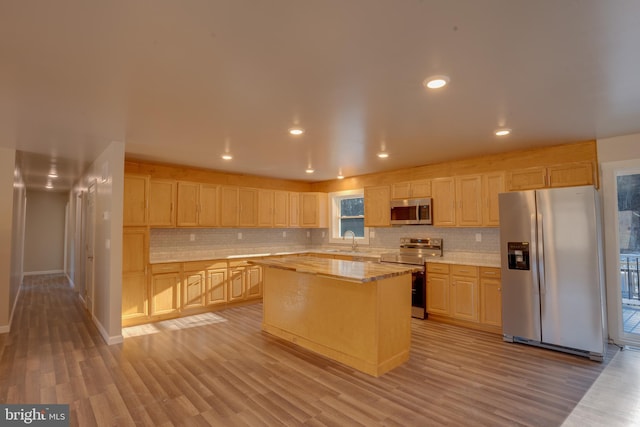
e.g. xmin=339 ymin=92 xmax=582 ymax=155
xmin=238 ymin=232 xmax=243 ymax=240
xmin=475 ymin=233 xmax=482 ymax=242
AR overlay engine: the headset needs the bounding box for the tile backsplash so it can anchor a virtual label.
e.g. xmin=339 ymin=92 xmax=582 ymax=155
xmin=150 ymin=225 xmax=499 ymax=261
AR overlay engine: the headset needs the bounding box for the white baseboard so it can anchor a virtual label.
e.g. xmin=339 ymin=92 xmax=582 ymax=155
xmin=24 ymin=269 xmax=65 ymax=276
xmin=1 ymin=286 xmax=23 ymax=334
xmin=66 ymin=273 xmax=75 ymax=289
xmin=92 ymin=313 xmax=123 ymax=345
xmin=0 ymin=325 xmax=8 ymax=334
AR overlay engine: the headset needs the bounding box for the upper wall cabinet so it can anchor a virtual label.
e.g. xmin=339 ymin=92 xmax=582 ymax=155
xmin=506 ymin=161 xmax=595 ymax=191
xmin=289 ymin=192 xmax=300 ymax=228
xmin=124 ymin=174 xmax=148 ymax=226
xmin=482 ymin=172 xmax=505 ymax=227
xmin=219 ymin=186 xmax=239 ymax=227
xmin=300 ymin=192 xmax=328 ymax=228
xmin=455 ymin=175 xmax=483 ymax=227
xmin=148 ymin=179 xmax=176 ymax=227
xmin=364 ymin=185 xmax=391 ymax=227
xmin=177 ymin=182 xmax=219 ymax=227
xmin=273 ymin=190 xmax=289 ymax=227
xmin=391 ymin=180 xmax=431 ymax=199
xmin=432 ymin=178 xmax=456 ymax=226
xmin=239 ymin=187 xmax=258 ymax=227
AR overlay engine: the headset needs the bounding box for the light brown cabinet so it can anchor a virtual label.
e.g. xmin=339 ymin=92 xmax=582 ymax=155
xmin=426 ymin=263 xmax=450 ymax=316
xmin=182 ymin=262 xmax=208 ymax=311
xmin=239 ymin=187 xmax=258 ymax=227
xmin=507 ymin=161 xmax=595 ymax=191
xmin=148 ymin=179 xmax=176 ymax=227
xmin=258 ymin=189 xmax=274 ymax=227
xmin=391 ymin=180 xmax=431 ymax=199
xmin=177 ymin=182 xmax=219 ymax=227
xmin=273 ymin=191 xmax=289 ymax=227
xmin=482 ymin=172 xmax=505 ymax=227
xmin=219 ymin=186 xmax=239 ymax=227
xmin=300 ymin=192 xmax=327 ymax=228
xmin=122 ymin=227 xmax=149 ymax=325
xmin=432 ymin=178 xmax=456 ymax=226
xmin=289 ymin=192 xmax=300 ymax=227
xmin=150 ymin=263 xmax=181 ymax=319
xmin=479 ymin=267 xmax=502 ymax=327
xmin=206 ymin=262 xmax=228 ymax=306
xmin=455 ymin=175 xmax=483 ymax=227
xmin=364 ymin=185 xmax=391 ymax=227
xmin=123 ymin=175 xmax=148 ymax=226
xmin=450 ymin=265 xmax=479 ymax=322
xmin=427 ymin=262 xmax=500 ymax=333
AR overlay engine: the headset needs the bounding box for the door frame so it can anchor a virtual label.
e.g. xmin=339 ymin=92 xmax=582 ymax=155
xmin=601 ymin=159 xmax=640 ymax=346
xmin=84 ymin=180 xmax=97 ymax=316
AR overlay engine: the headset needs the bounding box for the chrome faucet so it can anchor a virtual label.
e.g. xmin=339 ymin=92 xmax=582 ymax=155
xmin=343 ymin=230 xmax=358 ymax=251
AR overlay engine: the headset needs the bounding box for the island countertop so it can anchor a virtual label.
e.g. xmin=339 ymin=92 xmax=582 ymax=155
xmin=250 ymin=256 xmax=422 ymax=283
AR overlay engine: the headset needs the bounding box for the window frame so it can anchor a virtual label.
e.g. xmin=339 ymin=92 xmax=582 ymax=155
xmin=328 ymin=189 xmax=370 ymax=245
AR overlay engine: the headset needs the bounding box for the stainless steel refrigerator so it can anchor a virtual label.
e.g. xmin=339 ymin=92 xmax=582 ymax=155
xmin=498 ymin=185 xmax=606 ymax=361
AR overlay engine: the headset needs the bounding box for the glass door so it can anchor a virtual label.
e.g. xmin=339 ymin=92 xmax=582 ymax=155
xmin=617 ymin=171 xmax=640 ymax=341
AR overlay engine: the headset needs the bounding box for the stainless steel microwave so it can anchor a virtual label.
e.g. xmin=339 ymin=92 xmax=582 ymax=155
xmin=390 ymin=198 xmax=433 ymax=225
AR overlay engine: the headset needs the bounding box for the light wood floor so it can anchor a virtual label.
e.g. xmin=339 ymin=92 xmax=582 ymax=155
xmin=0 ymin=274 xmax=623 ymax=426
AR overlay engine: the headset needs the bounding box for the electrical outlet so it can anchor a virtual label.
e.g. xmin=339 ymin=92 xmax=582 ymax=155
xmin=321 ymin=231 xmax=325 ymax=238
xmin=306 ymin=231 xmax=311 ymax=238
xmin=189 ymin=234 xmax=196 ymax=242
xmin=475 ymin=233 xmax=482 ymax=242
xmin=238 ymin=232 xmax=243 ymax=240
xmin=282 ymin=231 xmax=287 ymax=238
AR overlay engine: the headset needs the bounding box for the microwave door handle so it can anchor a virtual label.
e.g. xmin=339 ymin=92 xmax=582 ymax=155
xmin=416 ymin=204 xmax=420 ymax=220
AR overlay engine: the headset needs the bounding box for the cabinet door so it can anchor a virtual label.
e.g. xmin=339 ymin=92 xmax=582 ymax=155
xmin=300 ymin=193 xmax=318 ymax=227
xmin=150 ymin=272 xmax=180 ymax=316
xmin=258 ymin=189 xmax=274 ymax=227
xmin=547 ymin=162 xmax=594 ymax=188
xmin=219 ymin=186 xmax=239 ymax=227
xmin=148 ymin=179 xmax=176 ymax=227
xmin=273 ymin=191 xmax=289 ymax=227
xmin=426 ymin=273 xmax=450 ymax=315
xmin=289 ymin=192 xmax=300 ymax=227
xmin=123 ymin=175 xmax=148 ymax=226
xmin=239 ymin=187 xmax=258 ymax=227
xmin=450 ymin=276 xmax=479 ymax=322
xmin=182 ymin=269 xmax=206 ymax=310
xmin=364 ymin=185 xmax=390 ymax=227
xmin=122 ymin=227 xmax=148 ymax=323
xmin=432 ymin=177 xmax=456 ymax=226
xmin=455 ymin=175 xmax=482 ymax=226
xmin=410 ymin=180 xmax=432 ymax=198
xmin=391 ymin=183 xmax=411 ymax=199
xmin=479 ymin=267 xmax=502 ymax=327
xmin=482 ymin=172 xmax=505 ymax=227
xmin=198 ymin=184 xmax=219 ymax=226
xmin=245 ymin=265 xmax=263 ymax=299
xmin=507 ymin=167 xmax=547 ymax=191
xmin=206 ymin=263 xmax=228 ymax=306
xmin=228 ymin=267 xmax=245 ymax=301
xmin=177 ymin=182 xmax=199 ymax=226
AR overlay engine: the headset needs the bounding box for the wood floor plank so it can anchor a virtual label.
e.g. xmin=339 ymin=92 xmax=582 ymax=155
xmin=0 ymin=273 xmax=626 ymax=426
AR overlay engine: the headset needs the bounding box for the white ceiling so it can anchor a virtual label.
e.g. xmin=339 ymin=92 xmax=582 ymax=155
xmin=2 ymin=1 xmax=640 ymax=191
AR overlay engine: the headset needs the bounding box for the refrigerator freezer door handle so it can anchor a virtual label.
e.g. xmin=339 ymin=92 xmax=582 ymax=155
xmin=530 ymin=213 xmax=539 ymax=291
xmin=538 ymin=213 xmax=545 ymax=296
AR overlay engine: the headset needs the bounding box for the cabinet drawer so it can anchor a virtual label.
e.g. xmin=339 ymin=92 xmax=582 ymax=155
xmin=151 ymin=263 xmax=181 ymax=274
xmin=480 ymin=267 xmax=501 ymax=279
xmin=427 ymin=263 xmax=450 ymax=274
xmin=451 ymin=264 xmax=478 ymax=278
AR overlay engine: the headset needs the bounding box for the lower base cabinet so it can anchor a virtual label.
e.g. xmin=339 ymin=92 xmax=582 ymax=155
xmin=123 ymin=258 xmax=264 ymax=327
xmin=427 ymin=262 xmax=502 ymax=333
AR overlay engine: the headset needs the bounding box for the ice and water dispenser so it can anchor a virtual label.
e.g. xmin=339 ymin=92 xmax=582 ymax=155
xmin=507 ymin=242 xmax=530 ymax=270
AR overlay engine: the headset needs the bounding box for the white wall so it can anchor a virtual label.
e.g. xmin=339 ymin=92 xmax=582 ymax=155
xmin=0 ymin=147 xmax=25 ymax=334
xmin=24 ymin=190 xmax=68 ymax=273
xmin=597 ymin=133 xmax=640 ymax=345
xmin=68 ymin=141 xmax=125 ymax=344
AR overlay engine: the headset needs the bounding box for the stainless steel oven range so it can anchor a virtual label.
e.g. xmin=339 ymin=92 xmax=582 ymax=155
xmin=380 ymin=237 xmax=443 ymax=319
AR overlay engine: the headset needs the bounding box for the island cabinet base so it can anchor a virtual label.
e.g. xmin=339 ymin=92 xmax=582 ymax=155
xmin=261 ymin=267 xmax=411 ymax=377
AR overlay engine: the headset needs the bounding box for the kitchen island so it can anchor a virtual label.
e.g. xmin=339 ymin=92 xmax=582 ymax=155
xmin=250 ymin=256 xmax=421 ymax=376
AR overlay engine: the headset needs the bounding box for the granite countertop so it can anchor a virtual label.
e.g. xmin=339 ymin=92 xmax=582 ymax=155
xmin=150 ymin=248 xmax=501 ymax=268
xmin=250 ymin=255 xmax=422 ymax=283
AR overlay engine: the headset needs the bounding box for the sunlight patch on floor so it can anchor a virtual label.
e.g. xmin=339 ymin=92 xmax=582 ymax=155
xmin=123 ymin=312 xmax=229 ymax=338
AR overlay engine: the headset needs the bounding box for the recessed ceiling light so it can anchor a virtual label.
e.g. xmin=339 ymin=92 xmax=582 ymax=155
xmin=45 ymin=181 xmax=53 ymax=189
xmin=495 ymin=128 xmax=512 ymax=136
xmin=377 ymin=152 xmax=389 ymax=159
xmin=48 ymin=172 xmax=58 ymax=178
xmin=289 ymin=127 xmax=305 ymax=136
xmin=423 ymin=75 xmax=450 ymax=89
xmin=337 ymin=173 xmax=344 ymax=179
xmin=305 ymin=168 xmax=315 ymax=174
xmin=221 ymin=153 xmax=233 ymax=160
